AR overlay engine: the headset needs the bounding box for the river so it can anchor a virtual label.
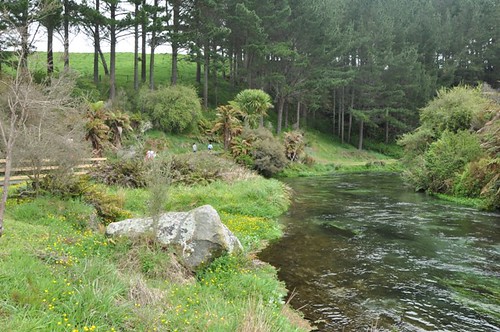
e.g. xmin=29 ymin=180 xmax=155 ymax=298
xmin=258 ymin=173 xmax=500 ymax=331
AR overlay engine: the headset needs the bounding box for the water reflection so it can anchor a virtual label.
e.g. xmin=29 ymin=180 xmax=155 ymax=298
xmin=259 ymin=173 xmax=500 ymax=331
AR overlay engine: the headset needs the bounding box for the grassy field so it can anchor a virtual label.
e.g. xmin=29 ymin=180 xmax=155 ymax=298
xmin=29 ymin=52 xmax=239 ymax=107
xmin=0 ymin=178 xmax=311 ymax=331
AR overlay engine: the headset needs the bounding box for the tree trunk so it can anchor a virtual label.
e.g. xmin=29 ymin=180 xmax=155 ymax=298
xmin=295 ymin=101 xmax=301 ymax=129
xmin=332 ymin=89 xmax=336 ymax=136
xmin=141 ymin=0 xmax=147 ymax=83
xmin=337 ymin=94 xmax=341 ymax=138
xmin=284 ymin=101 xmax=289 ymax=129
xmin=212 ymin=42 xmax=218 ymax=106
xmin=170 ymin=0 xmax=179 ymax=85
xmin=358 ymin=119 xmax=364 ymax=150
xmin=0 ymin=145 xmax=13 ymax=238
xmin=63 ymin=0 xmax=70 ymax=70
xmin=98 ymin=47 xmax=109 ymax=75
xmin=385 ymin=108 xmax=389 ymax=144
xmin=93 ymin=0 xmax=100 ymax=84
xmin=47 ymin=26 xmax=54 ymax=75
xmin=203 ymin=42 xmax=209 ymax=108
xmin=348 ymin=87 xmax=354 ymax=143
xmin=276 ymin=96 xmax=285 ymax=134
xmin=149 ymin=0 xmax=158 ymax=90
xmin=348 ymin=111 xmax=352 ymax=143
xmin=109 ymin=2 xmax=116 ymax=100
xmin=133 ymin=0 xmax=139 ymax=90
xmin=20 ymin=25 xmax=29 ymax=71
xmin=341 ymin=86 xmax=345 ymax=144
xmin=196 ymin=45 xmax=202 ymax=84
xmin=0 ymin=71 xmax=29 ymax=237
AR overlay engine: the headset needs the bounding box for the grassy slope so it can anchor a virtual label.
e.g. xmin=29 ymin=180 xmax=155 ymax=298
xmin=30 ymin=52 xmax=196 ymax=88
xmin=0 ymin=179 xmax=310 ymax=331
xmin=29 ymin=52 xmax=239 ymax=106
xmin=303 ymin=130 xmax=394 ymax=165
xmin=280 ymin=130 xmax=401 ymax=177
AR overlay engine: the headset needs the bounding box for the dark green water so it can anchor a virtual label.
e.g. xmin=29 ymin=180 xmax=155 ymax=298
xmin=258 ymin=173 xmax=500 ymax=331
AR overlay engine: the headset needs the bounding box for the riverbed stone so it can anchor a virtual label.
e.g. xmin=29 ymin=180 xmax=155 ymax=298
xmin=106 ymin=205 xmax=242 ymax=270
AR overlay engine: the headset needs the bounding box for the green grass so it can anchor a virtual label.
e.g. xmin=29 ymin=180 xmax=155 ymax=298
xmin=0 ymin=177 xmax=306 ymax=332
xmin=28 ymin=52 xmax=239 ymax=107
xmin=433 ymin=193 xmax=486 ymax=209
xmin=278 ymin=130 xmax=401 ymax=177
xmin=303 ymin=130 xmax=394 ymax=165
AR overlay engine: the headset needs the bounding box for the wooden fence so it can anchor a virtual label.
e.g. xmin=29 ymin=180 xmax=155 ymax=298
xmin=0 ymin=157 xmax=106 ymax=184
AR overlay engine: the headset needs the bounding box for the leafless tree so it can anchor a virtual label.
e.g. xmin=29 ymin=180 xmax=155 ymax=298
xmin=0 ymin=60 xmax=89 ymax=237
xmin=0 ymin=56 xmax=34 ymax=237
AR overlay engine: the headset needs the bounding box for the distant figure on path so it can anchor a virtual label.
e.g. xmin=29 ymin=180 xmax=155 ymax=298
xmin=192 ymin=143 xmax=197 ymax=153
xmin=207 ymin=142 xmax=213 ymax=151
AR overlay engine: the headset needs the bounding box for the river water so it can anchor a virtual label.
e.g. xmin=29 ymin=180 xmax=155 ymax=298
xmin=258 ymin=173 xmax=500 ymax=331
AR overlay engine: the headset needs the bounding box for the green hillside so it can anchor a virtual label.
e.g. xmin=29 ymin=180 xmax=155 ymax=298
xmin=29 ymin=52 xmax=239 ymax=106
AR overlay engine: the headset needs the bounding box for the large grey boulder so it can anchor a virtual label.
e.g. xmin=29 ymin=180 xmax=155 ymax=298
xmin=106 ymin=205 xmax=242 ymax=270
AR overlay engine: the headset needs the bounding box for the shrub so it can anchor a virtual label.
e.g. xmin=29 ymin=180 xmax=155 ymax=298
xmin=454 ymin=158 xmax=500 ymax=210
xmin=170 ymin=153 xmax=242 ymax=185
xmin=362 ymin=141 xmax=404 ymax=159
xmin=420 ymin=85 xmax=489 ymax=134
xmin=424 ymin=130 xmax=483 ymax=193
xmin=283 ymin=131 xmax=305 ymax=161
xmin=139 ymin=85 xmax=202 ymax=133
xmin=397 ymin=127 xmax=435 ymax=161
xmin=477 ymin=111 xmax=500 ymax=157
xmin=248 ymin=128 xmax=288 ymax=177
xmin=38 ymin=173 xmax=91 ymax=199
xmin=232 ymin=89 xmax=273 ymax=128
xmin=92 ymin=158 xmax=147 ymax=188
xmin=145 ymin=155 xmax=171 ymax=224
xmin=37 ymin=174 xmax=132 ymax=225
xmin=84 ymin=184 xmax=132 ymax=225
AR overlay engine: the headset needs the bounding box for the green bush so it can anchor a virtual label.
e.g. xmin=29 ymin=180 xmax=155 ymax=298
xmin=38 ymin=174 xmax=90 ymax=199
xmin=454 ymin=158 xmax=500 ymax=210
xmin=398 ymin=127 xmax=436 ymax=161
xmin=37 ymin=174 xmax=132 ymax=225
xmin=420 ymin=85 xmax=488 ymax=134
xmin=84 ymin=184 xmax=132 ymax=225
xmin=248 ymin=128 xmax=288 ymax=177
xmin=139 ymin=85 xmax=202 ymax=133
xmin=92 ymin=158 xmax=147 ymax=188
xmin=424 ymin=130 xmax=483 ymax=193
xmin=363 ymin=141 xmax=404 ymax=159
xmin=170 ymin=153 xmax=241 ymax=185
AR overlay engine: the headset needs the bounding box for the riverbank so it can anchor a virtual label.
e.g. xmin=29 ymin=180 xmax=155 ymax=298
xmin=0 ymin=175 xmax=312 ymax=331
xmin=278 ymin=130 xmax=402 ymax=177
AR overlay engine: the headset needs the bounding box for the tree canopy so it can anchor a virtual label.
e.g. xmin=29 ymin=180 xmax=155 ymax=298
xmin=1 ymin=0 xmax=499 ymax=146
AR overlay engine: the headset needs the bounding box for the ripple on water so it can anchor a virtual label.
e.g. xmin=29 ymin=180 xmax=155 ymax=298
xmin=259 ymin=173 xmax=500 ymax=332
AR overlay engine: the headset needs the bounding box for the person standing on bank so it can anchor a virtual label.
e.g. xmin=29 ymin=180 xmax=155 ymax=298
xmin=192 ymin=143 xmax=197 ymax=152
xmin=207 ymin=142 xmax=213 ymax=151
